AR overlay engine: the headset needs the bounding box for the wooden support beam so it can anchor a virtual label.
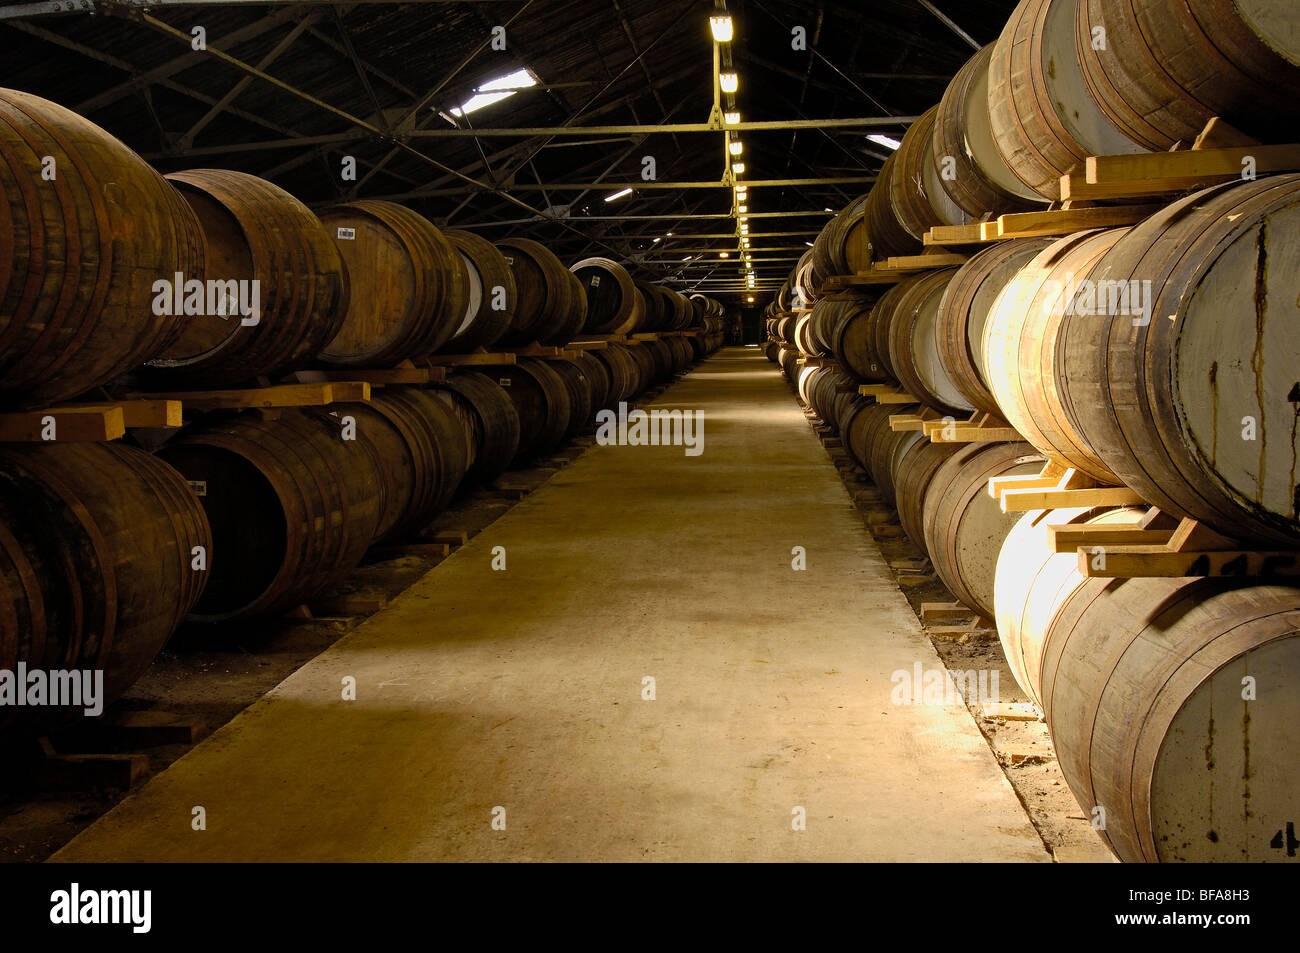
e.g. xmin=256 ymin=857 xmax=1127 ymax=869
xmin=0 ymin=408 xmax=126 ymax=442
xmin=425 ymin=352 xmax=518 ymax=366
xmin=993 ymin=203 xmax=1162 ymax=238
xmin=54 ymin=400 xmax=183 ymax=428
xmin=882 ymin=252 xmax=968 ymax=271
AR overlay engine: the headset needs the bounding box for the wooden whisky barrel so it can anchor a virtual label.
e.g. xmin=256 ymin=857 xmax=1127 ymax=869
xmin=885 ymin=268 xmax=974 ymax=415
xmin=934 ymin=237 xmax=1053 ymax=418
xmin=931 ymin=44 xmax=1044 ymax=215
xmin=1058 ymin=175 xmax=1300 ymax=545
xmin=982 ymin=227 xmax=1126 ymax=484
xmin=889 ymin=105 xmax=968 ymax=240
xmin=812 ymin=194 xmax=871 ymax=282
xmin=1038 ymin=576 xmax=1300 ymax=862
xmin=866 ymin=153 xmax=922 ymax=259
xmin=635 ymin=280 xmax=668 ymax=332
xmin=891 ymin=437 xmax=962 ymax=548
xmin=441 ymin=228 xmax=517 ymax=353
xmin=558 ymin=268 xmax=590 ymax=342
xmin=156 ymin=409 xmax=382 ymax=621
xmin=436 ymin=371 xmax=521 ymax=487
xmin=0 ymin=442 xmax=210 ymax=735
xmin=496 ymin=238 xmax=574 ymax=345
xmin=547 ymin=356 xmax=596 ymax=438
xmin=0 ymin=88 xmax=204 ymax=405
xmin=826 ymin=295 xmax=889 ymax=383
xmin=922 ymin=442 xmax=1047 ymax=617
xmin=840 ymin=401 xmax=897 ymax=484
xmin=864 ymin=280 xmax=911 ymax=381
xmin=148 ymin=169 xmax=348 ymax=386
xmin=994 ymin=505 xmax=1146 ymax=704
xmin=572 ymin=350 xmax=613 ymax=411
xmin=336 ymin=387 xmax=468 ymax=540
xmin=486 ymin=357 xmax=573 ymax=463
xmin=591 ymin=343 xmax=640 ymax=405
xmin=1076 ymin=0 xmax=1300 ymax=150
xmin=317 ymin=200 xmax=467 ymax=366
xmin=987 ymin=0 xmax=1146 ymax=199
xmin=572 ymin=257 xmax=643 ymax=334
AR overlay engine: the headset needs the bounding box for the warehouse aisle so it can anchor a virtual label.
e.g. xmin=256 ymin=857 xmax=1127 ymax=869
xmin=55 ymin=347 xmax=1046 ymax=862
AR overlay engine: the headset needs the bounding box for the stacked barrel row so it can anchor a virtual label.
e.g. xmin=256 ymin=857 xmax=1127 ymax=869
xmin=768 ymin=0 xmax=1300 ymax=862
xmin=0 ymin=87 xmax=721 ymax=741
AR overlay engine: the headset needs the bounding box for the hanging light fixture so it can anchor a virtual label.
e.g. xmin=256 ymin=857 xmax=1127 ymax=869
xmin=719 ymin=72 xmax=739 ymax=94
xmin=728 ymin=139 xmax=743 ymax=156
xmin=731 ymin=162 xmax=744 ymax=174
xmin=724 ymin=111 xmax=740 ymax=125
xmin=709 ymin=15 xmax=734 ymax=42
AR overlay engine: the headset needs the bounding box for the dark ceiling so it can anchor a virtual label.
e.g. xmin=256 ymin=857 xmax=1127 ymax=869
xmin=1 ymin=0 xmax=1020 ymax=294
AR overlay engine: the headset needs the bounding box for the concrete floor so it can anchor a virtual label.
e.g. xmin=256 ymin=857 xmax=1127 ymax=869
xmin=53 ymin=347 xmax=1047 ymax=862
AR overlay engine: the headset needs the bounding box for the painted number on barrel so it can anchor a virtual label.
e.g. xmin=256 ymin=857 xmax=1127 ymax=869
xmin=188 ymin=480 xmax=207 ymax=497
xmin=590 ymin=275 xmax=601 ymax=287
xmin=337 ymin=227 xmax=356 ymax=240
xmin=1270 ymin=822 xmax=1299 ymax=856
xmin=498 ymin=378 xmax=511 ymax=387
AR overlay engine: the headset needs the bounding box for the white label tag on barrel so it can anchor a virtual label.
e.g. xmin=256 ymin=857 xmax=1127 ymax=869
xmin=590 ymin=275 xmax=601 ymax=287
xmin=1013 ymin=455 xmax=1047 ymax=466
xmin=188 ymin=480 xmax=207 ymax=497
xmin=336 ymin=227 xmax=356 ymax=240
xmin=504 ymin=256 xmax=514 ymax=265
xmin=498 ymin=377 xmax=511 ymax=387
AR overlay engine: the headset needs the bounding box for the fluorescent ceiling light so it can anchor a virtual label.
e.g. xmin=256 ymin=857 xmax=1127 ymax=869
xmin=805 ymin=241 xmax=814 ymax=247
xmin=728 ymin=139 xmax=743 ymax=156
xmin=652 ymin=237 xmax=662 ymax=243
xmin=719 ymin=72 xmax=739 ymax=94
xmin=681 ymin=256 xmax=692 ymax=262
xmin=450 ymin=68 xmax=538 ymax=117
xmin=604 ymin=187 xmax=633 ymax=202
xmin=709 ymin=16 xmax=733 ymax=42
xmin=867 ymin=133 xmax=902 ymax=150
xmin=719 ymin=251 xmax=729 ymax=258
